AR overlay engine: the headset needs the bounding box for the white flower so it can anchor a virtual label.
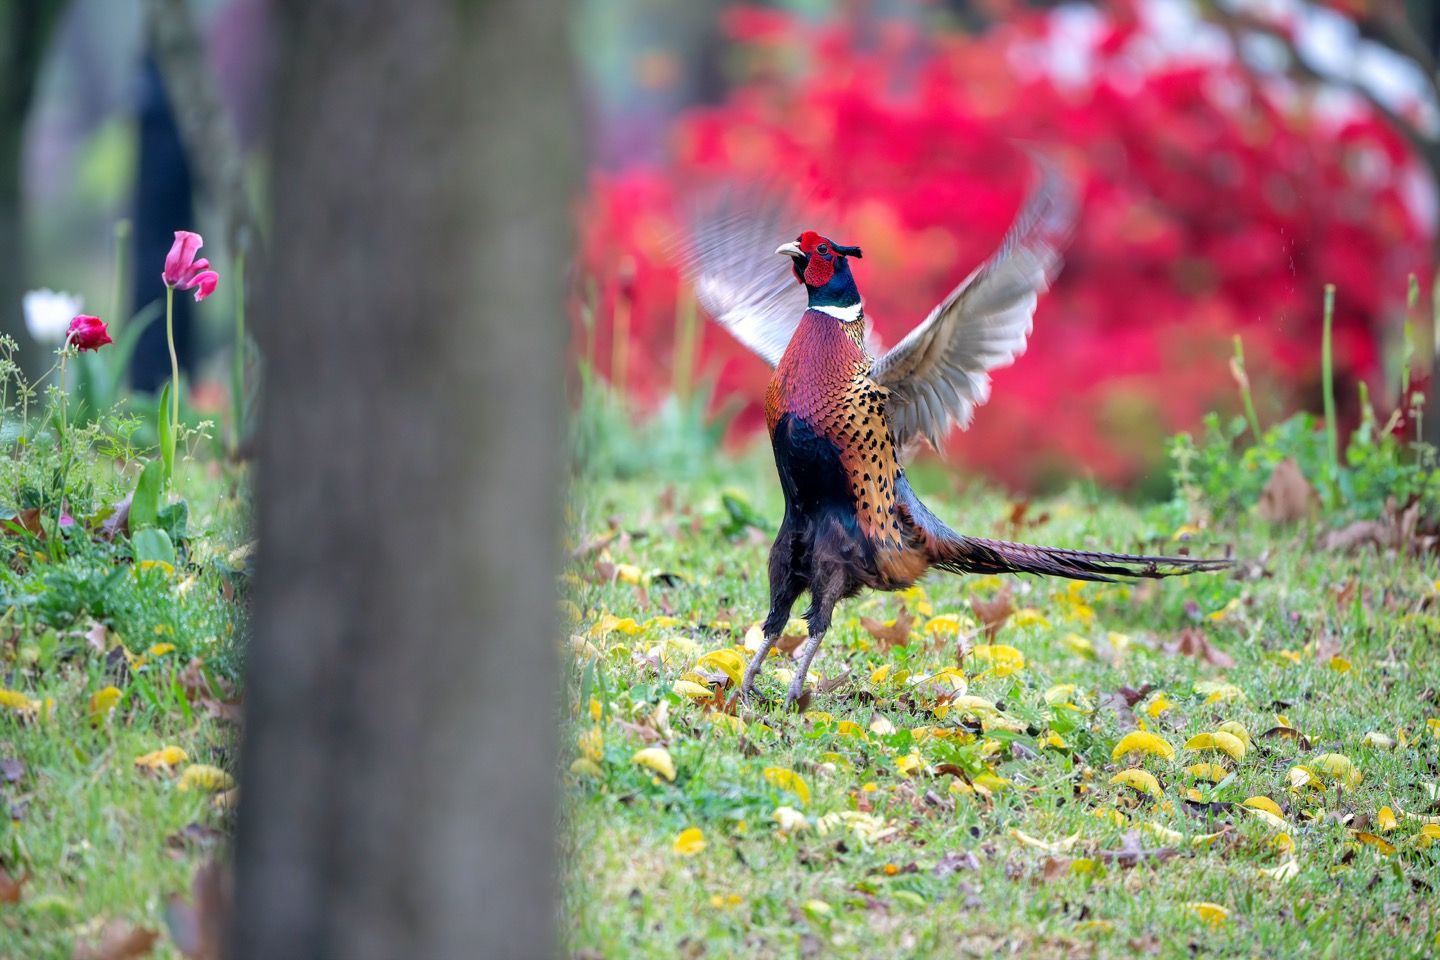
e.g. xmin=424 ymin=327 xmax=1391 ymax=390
xmin=23 ymin=289 xmax=83 ymax=345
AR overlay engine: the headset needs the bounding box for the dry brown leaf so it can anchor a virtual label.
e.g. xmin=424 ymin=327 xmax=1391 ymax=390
xmin=72 ymin=920 xmax=159 ymax=960
xmin=971 ymin=586 xmax=1014 ymax=642
xmin=1257 ymin=458 xmax=1315 ymax=524
xmin=774 ymin=634 xmax=807 ymax=655
xmin=1039 ymin=856 xmax=1072 ymax=882
xmin=859 ymin=607 xmax=914 ymax=651
xmin=0 ymin=865 xmax=27 ymax=903
xmin=932 ymin=850 xmax=981 ymax=877
xmin=1096 ymin=830 xmax=1178 ymax=868
xmin=1165 ymin=627 xmax=1235 ymax=668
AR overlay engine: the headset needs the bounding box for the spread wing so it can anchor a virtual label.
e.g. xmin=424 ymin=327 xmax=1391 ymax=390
xmin=870 ymin=159 xmax=1077 ymax=449
xmin=677 ymin=184 xmax=816 ymax=368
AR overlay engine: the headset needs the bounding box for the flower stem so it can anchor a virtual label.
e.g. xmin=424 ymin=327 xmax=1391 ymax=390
xmin=165 ymin=283 xmax=179 ymax=475
xmin=1321 ymin=283 xmax=1339 ymax=494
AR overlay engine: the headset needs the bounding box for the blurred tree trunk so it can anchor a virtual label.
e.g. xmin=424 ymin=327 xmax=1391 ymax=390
xmin=0 ymin=2 xmax=67 ymax=376
xmin=232 ymin=0 xmax=576 ymax=957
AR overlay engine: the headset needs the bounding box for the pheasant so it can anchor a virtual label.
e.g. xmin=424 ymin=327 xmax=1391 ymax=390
xmin=685 ymin=162 xmax=1231 ymax=708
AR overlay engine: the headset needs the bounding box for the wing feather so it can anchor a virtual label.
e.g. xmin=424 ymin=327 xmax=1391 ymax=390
xmin=676 ymin=184 xmax=818 ymax=368
xmin=870 ymin=158 xmax=1076 ymax=449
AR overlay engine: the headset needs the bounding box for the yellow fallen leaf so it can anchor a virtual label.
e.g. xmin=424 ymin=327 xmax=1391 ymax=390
xmin=1186 ymin=902 xmax=1230 ymax=925
xmin=147 ymin=643 xmax=176 ymax=657
xmin=89 ymin=685 xmax=122 ymax=723
xmin=1194 ymin=681 xmax=1244 ymax=704
xmin=869 ymin=664 xmax=892 ymax=684
xmin=1217 ymin=721 xmax=1251 ymax=750
xmin=1258 ymin=859 xmax=1300 ymax=882
xmin=1190 ymin=830 xmax=1227 ymax=848
xmin=1243 ymin=796 xmax=1284 ymax=818
xmin=1043 ymin=730 xmax=1069 ymax=750
xmin=802 ymin=899 xmax=832 ymax=920
xmin=1353 ymin=831 xmax=1396 ymax=856
xmin=134 ymin=746 xmax=188 ymax=771
xmin=1011 ymin=608 xmax=1050 ymax=628
xmin=579 ymin=727 xmax=603 ymax=764
xmin=1372 ymin=806 xmax=1398 ymax=832
xmin=1311 ymin=753 xmax=1361 ymax=786
xmin=696 ymin=649 xmax=745 ymax=687
xmin=972 ymin=773 xmax=1011 ymax=795
xmin=923 ymin=613 xmax=967 ymax=637
xmin=763 ymin=767 xmax=811 ymax=806
xmin=1184 ymin=731 xmax=1246 ymax=761
xmin=673 ymin=679 xmax=714 ymax=700
xmin=1243 ymin=806 xmax=1290 ymax=831
xmin=1144 ymin=692 xmax=1174 ymax=718
xmin=632 ymin=747 xmax=676 ymax=782
xmin=1010 ymin=829 xmax=1081 ymax=853
xmin=869 ymin=715 xmax=896 ymax=736
xmin=1287 ymin=766 xmax=1321 ymax=791
xmin=1111 ymin=731 xmax=1175 ymax=762
xmin=1361 ymin=732 xmax=1396 ymax=750
xmin=835 ymin=720 xmax=866 ymax=738
xmin=1185 ymin=763 xmax=1229 ymax=783
xmin=1060 ymin=633 xmax=1094 ymax=658
xmin=1145 ymin=822 xmax=1183 ymax=844
xmin=177 ymin=764 xmax=235 ymax=793
xmin=1271 ymin=832 xmax=1295 ymax=854
xmin=970 ymin=644 xmax=1025 ymax=677
xmin=1327 ymin=656 xmax=1351 ymax=673
xmin=568 ymin=758 xmax=602 ymax=778
xmin=894 ymin=751 xmax=926 ymax=777
xmin=0 ymin=689 xmax=36 ymax=713
xmin=1417 ymin=824 xmax=1440 ymax=849
xmin=672 ymin=827 xmax=706 ymax=856
xmin=772 ymin=806 xmax=809 ymax=834
xmin=710 ymin=714 xmax=746 ymax=735
xmin=1092 ymin=807 xmax=1126 ymax=827
xmin=1111 ymin=769 xmax=1163 ymax=798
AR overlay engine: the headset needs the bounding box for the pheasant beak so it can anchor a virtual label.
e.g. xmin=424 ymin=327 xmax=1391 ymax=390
xmin=775 ymin=241 xmax=805 ymax=260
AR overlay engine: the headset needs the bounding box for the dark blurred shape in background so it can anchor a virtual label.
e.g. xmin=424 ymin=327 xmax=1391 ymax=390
xmin=130 ymin=53 xmax=195 ymax=392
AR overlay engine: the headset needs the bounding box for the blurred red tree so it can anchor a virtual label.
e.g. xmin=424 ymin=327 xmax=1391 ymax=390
xmin=576 ymin=2 xmax=1431 ymax=491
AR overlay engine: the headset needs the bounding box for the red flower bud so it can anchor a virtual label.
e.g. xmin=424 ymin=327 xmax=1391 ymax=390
xmin=66 ymin=315 xmax=112 ymax=351
xmin=161 ymin=230 xmax=220 ymax=302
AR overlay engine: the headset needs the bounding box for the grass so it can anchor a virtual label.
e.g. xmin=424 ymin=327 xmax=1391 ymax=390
xmin=561 ymin=445 xmax=1440 ymax=959
xmin=0 ymin=451 xmax=248 ymax=958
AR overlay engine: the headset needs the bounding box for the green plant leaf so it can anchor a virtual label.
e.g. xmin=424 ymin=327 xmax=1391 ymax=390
xmin=131 ymin=527 xmax=174 ymax=568
xmin=158 ymin=381 xmax=174 ymax=486
xmin=130 ymin=459 xmax=165 ymax=532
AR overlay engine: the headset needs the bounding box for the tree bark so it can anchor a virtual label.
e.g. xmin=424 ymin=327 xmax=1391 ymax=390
xmin=233 ymin=0 xmax=576 ymax=957
xmin=0 ymin=1 xmax=67 ymax=377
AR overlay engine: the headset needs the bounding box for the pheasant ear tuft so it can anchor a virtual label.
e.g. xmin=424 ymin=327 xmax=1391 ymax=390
xmin=833 ymin=243 xmax=862 ymax=258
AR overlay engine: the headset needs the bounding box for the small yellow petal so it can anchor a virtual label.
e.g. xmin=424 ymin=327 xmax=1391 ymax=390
xmin=1377 ymin=806 xmax=1398 ymax=832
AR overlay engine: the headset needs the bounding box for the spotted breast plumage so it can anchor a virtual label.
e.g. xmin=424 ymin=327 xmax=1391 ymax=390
xmin=683 ymin=159 xmax=1231 ymax=709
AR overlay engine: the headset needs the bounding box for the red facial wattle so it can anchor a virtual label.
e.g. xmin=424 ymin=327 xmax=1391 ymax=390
xmin=797 ymin=230 xmax=835 ymax=286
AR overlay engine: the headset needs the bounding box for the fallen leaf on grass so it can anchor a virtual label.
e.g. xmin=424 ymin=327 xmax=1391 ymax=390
xmin=859 ymin=608 xmax=914 ymax=651
xmin=1185 ymin=901 xmax=1231 ymax=926
xmin=1256 ymin=458 xmax=1314 ymax=523
xmin=89 ymin=686 xmax=122 ymax=724
xmin=632 ymin=747 xmax=676 ymax=782
xmin=672 ymin=827 xmax=706 ymax=856
xmin=932 ymin=851 xmax=981 ymax=877
xmin=763 ymin=767 xmax=811 ymax=805
xmin=177 ymin=765 xmax=236 ymax=793
xmin=135 ymin=746 xmax=188 ymax=773
xmin=0 ymin=865 xmax=27 ymax=902
xmin=1111 ymin=731 xmax=1174 ymax=762
xmin=970 ymin=587 xmax=1014 ymax=641
xmin=1165 ymin=628 xmax=1234 ymax=668
xmin=1096 ymin=831 xmax=1177 ymax=867
xmin=72 ymin=921 xmax=159 ymax=960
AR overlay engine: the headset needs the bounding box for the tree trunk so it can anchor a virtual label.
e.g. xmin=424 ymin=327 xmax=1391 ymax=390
xmin=232 ymin=0 xmax=576 ymax=957
xmin=0 ymin=1 xmax=67 ymax=377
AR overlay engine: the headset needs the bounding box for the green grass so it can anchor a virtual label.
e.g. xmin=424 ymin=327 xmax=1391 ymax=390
xmin=562 ymin=448 xmax=1440 ymax=959
xmin=0 ymin=456 xmax=248 ymax=958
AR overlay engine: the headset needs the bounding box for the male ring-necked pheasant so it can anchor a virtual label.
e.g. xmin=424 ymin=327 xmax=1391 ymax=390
xmin=685 ymin=162 xmax=1230 ymax=708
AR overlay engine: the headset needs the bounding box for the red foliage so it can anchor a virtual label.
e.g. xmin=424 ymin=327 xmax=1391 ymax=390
xmin=576 ymin=4 xmax=1430 ymax=490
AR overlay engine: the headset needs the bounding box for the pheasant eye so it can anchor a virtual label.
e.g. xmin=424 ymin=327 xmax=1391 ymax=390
xmin=816 ymin=243 xmax=829 ymax=254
